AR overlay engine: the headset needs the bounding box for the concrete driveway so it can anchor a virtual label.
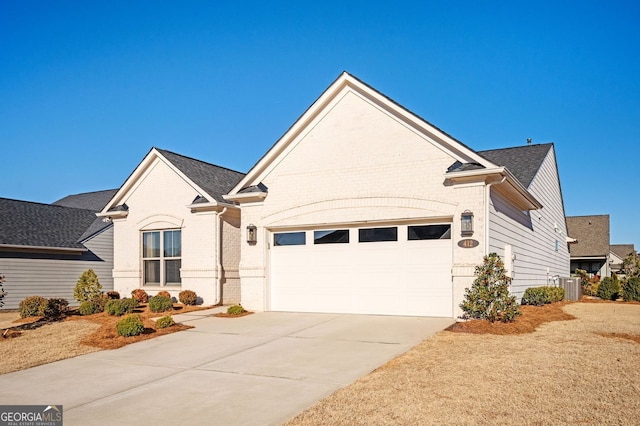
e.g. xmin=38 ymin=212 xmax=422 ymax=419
xmin=0 ymin=308 xmax=453 ymax=425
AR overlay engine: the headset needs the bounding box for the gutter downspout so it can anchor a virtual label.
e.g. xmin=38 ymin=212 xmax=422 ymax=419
xmin=215 ymin=207 xmax=228 ymax=305
xmin=485 ymin=176 xmax=507 ymax=256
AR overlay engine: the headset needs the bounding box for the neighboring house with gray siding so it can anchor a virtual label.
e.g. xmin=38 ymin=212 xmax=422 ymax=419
xmin=566 ymin=214 xmax=611 ymax=277
xmin=610 ymin=244 xmax=636 ymax=276
xmin=0 ymin=190 xmax=116 ymax=309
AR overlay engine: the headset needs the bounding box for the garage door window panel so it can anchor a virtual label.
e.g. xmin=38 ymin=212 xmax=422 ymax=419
xmin=358 ymin=227 xmax=398 ymax=243
xmin=314 ymin=229 xmax=349 ymax=244
xmin=408 ymin=225 xmax=451 ymax=240
xmin=274 ymin=232 xmax=306 ymax=246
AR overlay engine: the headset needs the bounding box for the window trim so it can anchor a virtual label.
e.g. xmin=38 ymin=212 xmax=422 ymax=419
xmin=142 ymin=229 xmax=182 ymax=287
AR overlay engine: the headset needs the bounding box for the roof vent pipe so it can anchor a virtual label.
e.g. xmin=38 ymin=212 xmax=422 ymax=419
xmin=527 ymin=138 xmax=532 ymax=146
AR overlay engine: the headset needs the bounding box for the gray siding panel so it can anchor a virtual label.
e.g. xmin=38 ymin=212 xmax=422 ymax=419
xmin=488 ymin=148 xmax=570 ymax=299
xmin=0 ymin=227 xmax=114 ymax=309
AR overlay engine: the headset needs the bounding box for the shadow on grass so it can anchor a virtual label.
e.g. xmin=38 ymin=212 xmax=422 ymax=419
xmin=2 ymin=314 xmax=67 ymax=339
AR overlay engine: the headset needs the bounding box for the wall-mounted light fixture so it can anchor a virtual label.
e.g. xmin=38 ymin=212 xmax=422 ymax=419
xmin=246 ymin=224 xmax=257 ymax=244
xmin=461 ymin=210 xmax=474 ymax=237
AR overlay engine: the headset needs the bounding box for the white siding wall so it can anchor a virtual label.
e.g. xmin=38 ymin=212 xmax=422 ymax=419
xmin=488 ymin=147 xmax=570 ymax=298
xmin=0 ymin=227 xmax=114 ymax=309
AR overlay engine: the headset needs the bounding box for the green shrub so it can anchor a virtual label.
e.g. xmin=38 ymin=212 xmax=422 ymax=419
xmin=79 ymin=300 xmax=97 ymax=315
xmin=19 ymin=296 xmax=48 ymax=318
xmin=622 ymin=277 xmax=640 ymax=302
xmin=106 ymin=291 xmax=120 ymax=299
xmin=521 ymin=287 xmax=549 ymax=305
xmin=77 ymin=294 xmax=109 ymax=315
xmin=597 ymin=276 xmax=621 ymax=301
xmin=179 ymin=290 xmax=198 ymax=305
xmin=521 ymin=286 xmax=565 ymax=306
xmin=226 ymin=305 xmax=246 ymax=315
xmin=548 ymin=286 xmax=565 ymax=302
xmin=105 ymin=298 xmax=138 ymax=316
xmin=148 ymin=295 xmax=173 ymax=313
xmin=460 ymin=253 xmax=521 ymax=323
xmin=155 ymin=315 xmax=176 ymax=329
xmin=74 ymin=269 xmax=103 ymax=303
xmin=43 ymin=298 xmax=69 ymax=318
xmin=116 ymin=314 xmax=145 ymax=337
xmin=131 ymin=289 xmax=149 ymax=304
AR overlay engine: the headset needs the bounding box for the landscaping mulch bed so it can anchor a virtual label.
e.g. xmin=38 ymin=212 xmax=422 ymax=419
xmin=0 ymin=304 xmax=211 ymax=373
xmin=445 ymin=301 xmax=576 ymax=335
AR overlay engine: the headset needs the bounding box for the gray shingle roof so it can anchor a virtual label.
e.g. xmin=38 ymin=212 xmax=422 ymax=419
xmin=610 ymin=244 xmax=636 ymax=259
xmin=53 ymin=189 xmax=118 ymax=211
xmin=155 ymin=149 xmax=245 ymax=203
xmin=0 ymin=198 xmax=99 ymax=250
xmin=478 ymin=143 xmax=553 ymax=188
xmin=566 ymin=215 xmax=610 ymax=258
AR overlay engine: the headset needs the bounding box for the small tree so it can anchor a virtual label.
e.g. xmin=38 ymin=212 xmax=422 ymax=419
xmin=460 ymin=253 xmax=521 ymax=323
xmin=74 ymin=269 xmax=103 ymax=303
xmin=0 ymin=274 xmax=6 ymax=309
xmin=622 ymin=252 xmax=640 ymax=278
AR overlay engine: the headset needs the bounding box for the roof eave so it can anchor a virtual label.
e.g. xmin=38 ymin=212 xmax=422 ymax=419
xmin=223 ymin=192 xmax=268 ymax=203
xmin=186 ymin=201 xmax=239 ymax=212
xmin=96 ymin=211 xmax=128 ymax=219
xmin=446 ymin=167 xmax=542 ymax=210
xmin=0 ymin=244 xmax=87 ymax=254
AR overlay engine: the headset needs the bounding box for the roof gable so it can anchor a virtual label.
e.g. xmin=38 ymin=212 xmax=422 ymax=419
xmin=102 ymin=148 xmax=245 ymax=213
xmin=566 ymin=215 xmax=610 ymax=257
xmin=229 ymin=72 xmax=496 ymax=195
xmin=0 ymin=198 xmax=100 ymax=250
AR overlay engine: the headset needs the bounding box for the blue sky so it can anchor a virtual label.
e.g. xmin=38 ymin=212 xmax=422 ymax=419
xmin=1 ymin=1 xmax=639 ymax=248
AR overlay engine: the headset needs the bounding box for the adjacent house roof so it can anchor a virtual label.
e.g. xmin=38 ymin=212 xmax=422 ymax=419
xmin=53 ymin=189 xmax=118 ymax=211
xmin=566 ymin=215 xmax=610 ymax=258
xmin=155 ymin=149 xmax=244 ymax=203
xmin=477 ymin=144 xmax=553 ymax=188
xmin=0 ymin=198 xmax=100 ymax=251
xmin=610 ymin=244 xmax=636 ymax=259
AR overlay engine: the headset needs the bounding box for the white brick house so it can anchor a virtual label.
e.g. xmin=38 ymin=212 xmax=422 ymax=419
xmin=225 ymin=72 xmax=570 ymax=317
xmin=98 ymin=148 xmax=244 ymax=305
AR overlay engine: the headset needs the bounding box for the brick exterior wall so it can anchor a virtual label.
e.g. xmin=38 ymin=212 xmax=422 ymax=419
xmin=236 ymin=88 xmax=487 ymax=315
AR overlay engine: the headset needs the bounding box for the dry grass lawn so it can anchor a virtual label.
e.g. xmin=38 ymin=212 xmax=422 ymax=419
xmin=287 ymin=302 xmax=640 ymax=425
xmin=0 ymin=304 xmax=208 ymax=375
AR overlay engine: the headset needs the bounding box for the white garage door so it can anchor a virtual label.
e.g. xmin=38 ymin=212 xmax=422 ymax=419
xmin=269 ymin=223 xmax=453 ymax=317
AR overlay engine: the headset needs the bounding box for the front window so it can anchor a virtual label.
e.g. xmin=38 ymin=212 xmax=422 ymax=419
xmin=142 ymin=230 xmax=181 ymax=286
